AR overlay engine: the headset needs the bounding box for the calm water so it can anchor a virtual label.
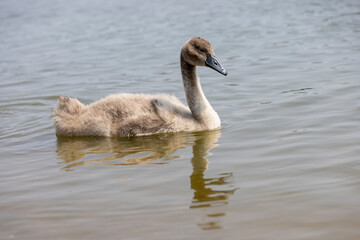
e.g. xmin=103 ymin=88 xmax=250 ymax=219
xmin=1 ymin=0 xmax=360 ymax=239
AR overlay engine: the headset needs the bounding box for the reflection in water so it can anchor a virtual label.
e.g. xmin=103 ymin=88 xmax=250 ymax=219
xmin=56 ymin=130 xmax=236 ymax=230
xmin=190 ymin=131 xmax=237 ymax=230
xmin=56 ymin=133 xmax=193 ymax=171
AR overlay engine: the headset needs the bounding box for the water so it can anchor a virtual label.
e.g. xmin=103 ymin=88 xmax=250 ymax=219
xmin=1 ymin=0 xmax=360 ymax=239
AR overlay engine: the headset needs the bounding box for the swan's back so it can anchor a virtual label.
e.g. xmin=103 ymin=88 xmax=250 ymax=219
xmin=53 ymin=93 xmax=195 ymax=137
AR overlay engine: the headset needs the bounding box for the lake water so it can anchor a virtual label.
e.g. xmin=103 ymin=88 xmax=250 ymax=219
xmin=1 ymin=0 xmax=359 ymax=239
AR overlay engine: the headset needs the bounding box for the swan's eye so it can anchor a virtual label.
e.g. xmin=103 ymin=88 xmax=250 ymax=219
xmin=198 ymin=48 xmax=205 ymax=54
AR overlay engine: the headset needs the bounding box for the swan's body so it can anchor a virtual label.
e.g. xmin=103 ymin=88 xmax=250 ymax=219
xmin=52 ymin=37 xmax=227 ymax=137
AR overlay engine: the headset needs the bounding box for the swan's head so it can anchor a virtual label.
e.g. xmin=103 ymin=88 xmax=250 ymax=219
xmin=181 ymin=37 xmax=227 ymax=76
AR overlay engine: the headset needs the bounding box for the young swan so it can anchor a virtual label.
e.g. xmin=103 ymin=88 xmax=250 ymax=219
xmin=52 ymin=37 xmax=227 ymax=137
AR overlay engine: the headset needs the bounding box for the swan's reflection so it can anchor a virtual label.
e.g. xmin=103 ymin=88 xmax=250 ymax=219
xmin=189 ymin=131 xmax=237 ymax=230
xmin=56 ymin=133 xmax=193 ymax=171
xmin=56 ymin=130 xmax=236 ymax=230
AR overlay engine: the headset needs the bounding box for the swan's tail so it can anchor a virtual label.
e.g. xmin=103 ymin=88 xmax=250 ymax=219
xmin=52 ymin=95 xmax=86 ymax=135
xmin=53 ymin=95 xmax=85 ymax=116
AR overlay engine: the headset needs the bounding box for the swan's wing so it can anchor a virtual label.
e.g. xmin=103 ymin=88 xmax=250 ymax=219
xmin=151 ymin=96 xmax=193 ymax=122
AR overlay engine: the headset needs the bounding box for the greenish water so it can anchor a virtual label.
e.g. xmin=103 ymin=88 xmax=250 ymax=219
xmin=1 ymin=0 xmax=360 ymax=239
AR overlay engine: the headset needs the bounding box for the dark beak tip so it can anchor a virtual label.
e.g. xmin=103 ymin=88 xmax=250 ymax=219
xmin=220 ymin=68 xmax=228 ymax=76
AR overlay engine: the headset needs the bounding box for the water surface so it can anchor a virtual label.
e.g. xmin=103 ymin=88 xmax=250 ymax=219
xmin=1 ymin=0 xmax=360 ymax=239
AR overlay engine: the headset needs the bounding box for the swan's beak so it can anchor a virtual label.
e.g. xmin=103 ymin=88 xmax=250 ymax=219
xmin=205 ymin=55 xmax=227 ymax=76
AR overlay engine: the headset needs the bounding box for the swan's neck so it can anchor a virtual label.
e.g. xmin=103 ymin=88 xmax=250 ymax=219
xmin=181 ymin=55 xmax=220 ymax=129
